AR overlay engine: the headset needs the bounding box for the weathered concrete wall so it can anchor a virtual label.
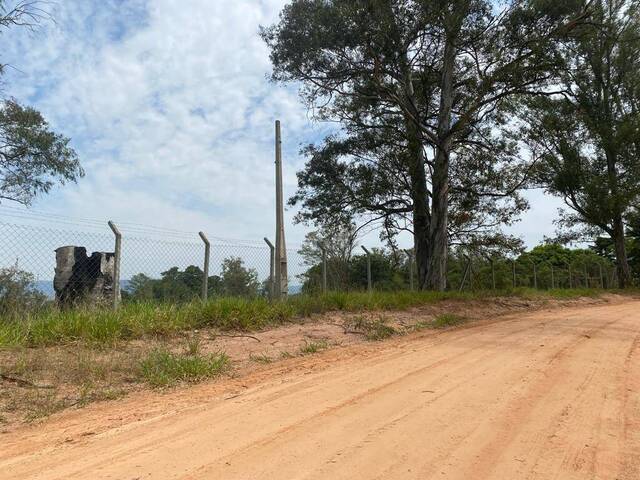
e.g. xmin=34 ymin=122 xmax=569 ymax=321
xmin=54 ymin=246 xmax=119 ymax=307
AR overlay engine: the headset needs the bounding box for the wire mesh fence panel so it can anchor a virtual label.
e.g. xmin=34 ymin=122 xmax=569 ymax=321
xmin=212 ymin=242 xmax=272 ymax=298
xmin=0 ymin=211 xmax=620 ymax=318
xmin=120 ymin=235 xmax=206 ymax=303
xmin=0 ymin=221 xmax=116 ymax=313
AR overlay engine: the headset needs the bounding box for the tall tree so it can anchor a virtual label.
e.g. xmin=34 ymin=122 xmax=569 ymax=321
xmin=298 ymin=222 xmax=359 ymax=290
xmin=263 ymin=0 xmax=590 ymax=290
xmin=0 ymin=2 xmax=82 ymax=204
xmin=522 ymin=0 xmax=640 ymax=287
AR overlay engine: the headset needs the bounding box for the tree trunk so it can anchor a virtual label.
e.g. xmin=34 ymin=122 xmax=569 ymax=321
xmin=425 ymin=31 xmax=456 ymax=291
xmin=604 ymin=141 xmax=632 ymax=288
xmin=406 ymin=117 xmax=430 ymax=289
xmin=612 ymin=215 xmax=631 ymax=288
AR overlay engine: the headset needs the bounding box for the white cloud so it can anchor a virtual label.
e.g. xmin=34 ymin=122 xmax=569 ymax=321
xmin=1 ymin=0 xmax=563 ymax=254
xmin=3 ymin=0 xmax=311 ymax=245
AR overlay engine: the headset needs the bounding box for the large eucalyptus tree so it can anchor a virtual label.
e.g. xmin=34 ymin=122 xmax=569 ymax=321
xmin=262 ymin=0 xmax=590 ymax=290
xmin=522 ymin=0 xmax=640 ymax=288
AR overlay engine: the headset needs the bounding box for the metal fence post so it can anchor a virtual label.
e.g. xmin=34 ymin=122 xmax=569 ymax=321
xmin=533 ymin=262 xmax=538 ymax=289
xmin=264 ymin=238 xmax=275 ymax=299
xmin=551 ymin=264 xmax=555 ymax=289
xmin=568 ymin=263 xmax=573 ymax=289
xmin=361 ymin=246 xmax=372 ymax=293
xmin=107 ymin=221 xmax=122 ymax=310
xmin=491 ymin=258 xmax=496 ymax=290
xmin=584 ymin=264 xmax=589 ymax=288
xmin=599 ymin=263 xmax=604 ymax=289
xmin=199 ymin=232 xmax=210 ymax=302
xmin=512 ymin=260 xmax=516 ymax=288
xmin=459 ymin=256 xmax=471 ymax=292
xmin=321 ymin=246 xmax=327 ymax=294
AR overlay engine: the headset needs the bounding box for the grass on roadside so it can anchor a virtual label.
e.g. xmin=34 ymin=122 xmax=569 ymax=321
xmin=139 ymin=349 xmax=230 ymax=388
xmin=0 ymin=288 xmax=614 ymax=348
xmin=431 ymin=313 xmax=467 ymax=329
xmin=249 ymin=353 xmax=273 ymax=364
xmin=345 ymin=315 xmax=397 ymax=341
xmin=413 ymin=313 xmax=467 ymax=331
xmin=299 ymin=340 xmax=329 ymax=355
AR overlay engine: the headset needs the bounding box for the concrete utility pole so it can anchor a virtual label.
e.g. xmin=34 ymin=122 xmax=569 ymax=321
xmin=274 ymin=120 xmax=288 ymax=299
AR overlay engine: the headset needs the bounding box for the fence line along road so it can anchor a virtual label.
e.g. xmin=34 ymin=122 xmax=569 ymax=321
xmin=0 ymin=219 xmax=308 ymax=313
xmin=0 ymin=214 xmax=618 ymax=316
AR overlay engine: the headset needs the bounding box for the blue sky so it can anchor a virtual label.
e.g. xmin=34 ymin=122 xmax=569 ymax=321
xmin=1 ymin=0 xmax=563 ymax=249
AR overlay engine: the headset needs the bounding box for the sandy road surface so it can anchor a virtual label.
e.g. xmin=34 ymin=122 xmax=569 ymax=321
xmin=2 ymin=301 xmax=640 ymax=479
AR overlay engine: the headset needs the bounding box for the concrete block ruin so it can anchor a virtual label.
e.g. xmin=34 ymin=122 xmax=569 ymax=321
xmin=54 ymin=246 xmax=119 ymax=307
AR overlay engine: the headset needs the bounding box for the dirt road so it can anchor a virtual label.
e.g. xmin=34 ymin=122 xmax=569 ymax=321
xmin=2 ymin=300 xmax=639 ymax=479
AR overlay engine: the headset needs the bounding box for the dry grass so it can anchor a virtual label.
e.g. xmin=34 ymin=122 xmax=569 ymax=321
xmin=0 ymin=289 xmax=625 ymax=427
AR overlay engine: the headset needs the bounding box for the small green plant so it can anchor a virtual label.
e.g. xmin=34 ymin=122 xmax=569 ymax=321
xmin=412 ymin=320 xmax=431 ymax=331
xmin=280 ymin=350 xmax=294 ymax=359
xmin=346 ymin=315 xmax=396 ymax=341
xmin=431 ymin=313 xmax=466 ymax=329
xmin=249 ymin=353 xmax=273 ymax=364
xmin=139 ymin=349 xmax=229 ymax=388
xmin=185 ymin=336 xmax=201 ymax=356
xmin=299 ymin=340 xmax=329 ymax=355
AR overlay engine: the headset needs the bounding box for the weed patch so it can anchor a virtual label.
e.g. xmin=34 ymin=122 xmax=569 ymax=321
xmin=139 ymin=349 xmax=229 ymax=388
xmin=0 ymin=289 xmax=615 ymax=348
xmin=299 ymin=340 xmax=329 ymax=355
xmin=346 ymin=315 xmax=396 ymax=341
xmin=431 ymin=313 xmax=467 ymax=329
xmin=249 ymin=353 xmax=273 ymax=364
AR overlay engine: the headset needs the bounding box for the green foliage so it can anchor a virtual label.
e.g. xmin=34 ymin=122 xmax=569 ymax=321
xmin=520 ymin=0 xmax=640 ymax=286
xmin=299 ymin=340 xmax=328 ymax=355
xmin=346 ymin=315 xmax=396 ymax=341
xmin=0 ymin=0 xmax=82 ymax=206
xmin=0 ymin=265 xmax=48 ymax=318
xmin=139 ymin=349 xmax=229 ymax=388
xmin=298 ymin=223 xmax=357 ymax=291
xmin=125 ymin=258 xmax=260 ymax=303
xmin=218 ymin=257 xmax=260 ymax=297
xmin=249 ymin=353 xmax=273 ymax=364
xmin=445 ymin=244 xmax=615 ymax=291
xmin=263 ymin=0 xmax=589 ymax=290
xmin=301 ymin=247 xmax=411 ymax=292
xmin=0 ymin=288 xmax=614 ymax=349
xmin=431 ymin=314 xmax=466 ymax=329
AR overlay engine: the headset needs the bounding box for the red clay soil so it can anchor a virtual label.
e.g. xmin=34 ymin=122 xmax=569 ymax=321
xmin=1 ymin=299 xmax=639 ymax=479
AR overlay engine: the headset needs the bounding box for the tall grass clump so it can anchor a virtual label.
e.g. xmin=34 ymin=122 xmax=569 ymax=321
xmin=139 ymin=349 xmax=229 ymax=388
xmin=0 ymin=288 xmax=610 ymax=348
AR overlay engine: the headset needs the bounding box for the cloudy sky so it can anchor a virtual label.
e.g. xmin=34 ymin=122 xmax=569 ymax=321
xmin=1 ymin=0 xmax=563 ymax=248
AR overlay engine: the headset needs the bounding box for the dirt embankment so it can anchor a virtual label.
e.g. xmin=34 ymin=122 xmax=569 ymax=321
xmin=0 ymin=293 xmax=617 ymax=428
xmin=1 ymin=296 xmax=639 ymax=479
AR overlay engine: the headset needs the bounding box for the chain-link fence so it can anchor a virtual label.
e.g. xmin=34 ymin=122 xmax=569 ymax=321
xmin=445 ymin=256 xmax=617 ymax=291
xmin=0 ymin=217 xmax=310 ymax=315
xmin=0 ymin=210 xmax=618 ymax=318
